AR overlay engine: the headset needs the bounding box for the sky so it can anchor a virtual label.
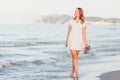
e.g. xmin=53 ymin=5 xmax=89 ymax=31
xmin=0 ymin=0 xmax=120 ymax=24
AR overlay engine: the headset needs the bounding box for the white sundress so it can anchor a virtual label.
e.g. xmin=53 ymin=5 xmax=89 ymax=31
xmin=66 ymin=19 xmax=86 ymax=50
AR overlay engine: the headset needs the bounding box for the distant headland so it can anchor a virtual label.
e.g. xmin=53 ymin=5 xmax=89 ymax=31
xmin=33 ymin=14 xmax=120 ymax=25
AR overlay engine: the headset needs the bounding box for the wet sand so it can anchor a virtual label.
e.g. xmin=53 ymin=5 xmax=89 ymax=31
xmin=99 ymin=70 xmax=120 ymax=80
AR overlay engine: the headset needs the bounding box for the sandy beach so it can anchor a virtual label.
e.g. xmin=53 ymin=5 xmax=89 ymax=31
xmin=99 ymin=70 xmax=120 ymax=80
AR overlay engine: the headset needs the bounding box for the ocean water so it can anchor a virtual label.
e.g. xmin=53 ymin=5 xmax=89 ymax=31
xmin=0 ymin=24 xmax=120 ymax=80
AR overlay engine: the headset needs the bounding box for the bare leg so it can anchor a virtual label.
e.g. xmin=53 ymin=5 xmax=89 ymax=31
xmin=76 ymin=50 xmax=80 ymax=78
xmin=70 ymin=50 xmax=79 ymax=77
xmin=69 ymin=50 xmax=75 ymax=77
xmin=69 ymin=61 xmax=75 ymax=77
xmin=76 ymin=50 xmax=80 ymax=56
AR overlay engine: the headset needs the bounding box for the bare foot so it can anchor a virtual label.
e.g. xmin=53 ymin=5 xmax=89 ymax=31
xmin=69 ymin=71 xmax=74 ymax=77
xmin=75 ymin=73 xmax=79 ymax=78
xmin=75 ymin=77 xmax=79 ymax=80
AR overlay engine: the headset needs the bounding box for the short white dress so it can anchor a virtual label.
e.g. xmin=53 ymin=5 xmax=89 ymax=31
xmin=66 ymin=19 xmax=86 ymax=50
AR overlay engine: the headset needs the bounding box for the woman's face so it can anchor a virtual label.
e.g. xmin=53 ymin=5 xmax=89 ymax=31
xmin=74 ymin=9 xmax=80 ymax=17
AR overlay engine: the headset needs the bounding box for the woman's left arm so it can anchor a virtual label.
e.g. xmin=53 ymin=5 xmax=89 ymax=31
xmin=82 ymin=24 xmax=88 ymax=47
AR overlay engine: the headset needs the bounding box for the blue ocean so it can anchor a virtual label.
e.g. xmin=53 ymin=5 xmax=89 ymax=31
xmin=0 ymin=24 xmax=120 ymax=80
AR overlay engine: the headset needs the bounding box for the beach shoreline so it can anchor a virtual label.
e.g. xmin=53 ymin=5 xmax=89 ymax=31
xmin=98 ymin=70 xmax=120 ymax=80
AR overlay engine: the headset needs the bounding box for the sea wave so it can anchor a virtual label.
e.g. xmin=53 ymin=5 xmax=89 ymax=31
xmin=0 ymin=41 xmax=64 ymax=47
xmin=0 ymin=53 xmax=29 ymax=58
xmin=0 ymin=56 xmax=65 ymax=70
xmin=0 ymin=59 xmax=50 ymax=70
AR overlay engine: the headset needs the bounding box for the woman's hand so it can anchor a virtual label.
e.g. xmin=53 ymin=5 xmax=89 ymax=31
xmin=65 ymin=40 xmax=68 ymax=48
xmin=85 ymin=43 xmax=89 ymax=47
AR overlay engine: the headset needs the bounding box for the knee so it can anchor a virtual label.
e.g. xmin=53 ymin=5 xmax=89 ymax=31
xmin=72 ymin=55 xmax=78 ymax=60
xmin=71 ymin=50 xmax=78 ymax=60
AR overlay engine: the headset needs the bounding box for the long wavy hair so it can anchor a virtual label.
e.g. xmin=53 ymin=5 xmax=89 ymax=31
xmin=74 ymin=8 xmax=85 ymax=24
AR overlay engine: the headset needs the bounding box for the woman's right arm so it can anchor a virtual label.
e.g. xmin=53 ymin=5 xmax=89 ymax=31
xmin=65 ymin=24 xmax=72 ymax=47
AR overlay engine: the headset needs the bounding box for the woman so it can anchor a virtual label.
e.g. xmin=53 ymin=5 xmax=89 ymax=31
xmin=65 ymin=8 xmax=89 ymax=78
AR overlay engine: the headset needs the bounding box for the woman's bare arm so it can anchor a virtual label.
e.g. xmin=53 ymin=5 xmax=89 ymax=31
xmin=65 ymin=25 xmax=72 ymax=47
xmin=82 ymin=25 xmax=88 ymax=47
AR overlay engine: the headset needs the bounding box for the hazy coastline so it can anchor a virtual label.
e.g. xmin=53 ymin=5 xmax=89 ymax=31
xmin=33 ymin=15 xmax=120 ymax=25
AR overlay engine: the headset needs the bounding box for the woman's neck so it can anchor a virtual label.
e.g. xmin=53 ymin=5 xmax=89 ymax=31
xmin=75 ymin=17 xmax=80 ymax=21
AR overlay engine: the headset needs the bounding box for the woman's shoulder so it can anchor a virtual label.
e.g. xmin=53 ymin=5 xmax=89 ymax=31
xmin=81 ymin=21 xmax=86 ymax=28
xmin=65 ymin=19 xmax=74 ymax=26
xmin=69 ymin=19 xmax=74 ymax=22
xmin=67 ymin=19 xmax=74 ymax=23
